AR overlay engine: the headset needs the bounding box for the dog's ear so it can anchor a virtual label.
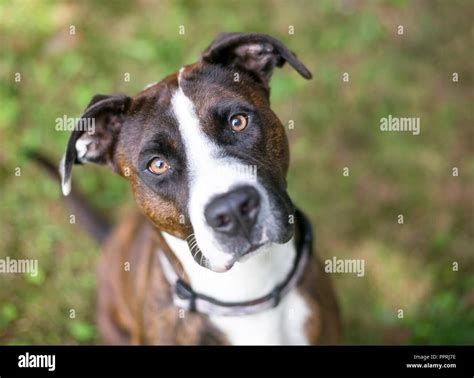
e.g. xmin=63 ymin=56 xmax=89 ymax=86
xmin=202 ymin=32 xmax=312 ymax=88
xmin=59 ymin=94 xmax=131 ymax=196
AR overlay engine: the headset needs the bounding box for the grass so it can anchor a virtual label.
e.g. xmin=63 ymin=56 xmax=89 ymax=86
xmin=0 ymin=0 xmax=473 ymax=344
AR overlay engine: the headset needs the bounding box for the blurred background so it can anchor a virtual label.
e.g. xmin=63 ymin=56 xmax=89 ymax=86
xmin=0 ymin=0 xmax=473 ymax=344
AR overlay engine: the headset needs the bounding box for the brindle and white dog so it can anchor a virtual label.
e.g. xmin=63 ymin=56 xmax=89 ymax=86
xmin=59 ymin=32 xmax=341 ymax=345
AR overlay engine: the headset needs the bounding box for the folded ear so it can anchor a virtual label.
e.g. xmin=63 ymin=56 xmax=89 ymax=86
xmin=59 ymin=94 xmax=131 ymax=196
xmin=201 ymin=32 xmax=312 ymax=89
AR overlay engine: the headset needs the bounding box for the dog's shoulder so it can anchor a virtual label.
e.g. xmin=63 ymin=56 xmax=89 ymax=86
xmin=97 ymin=212 xmax=157 ymax=343
xmin=298 ymin=253 xmax=342 ymax=344
xmin=98 ymin=212 xmax=227 ymax=344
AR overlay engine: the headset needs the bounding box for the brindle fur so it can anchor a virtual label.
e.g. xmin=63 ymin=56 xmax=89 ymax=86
xmin=62 ymin=33 xmax=342 ymax=344
xmin=97 ymin=211 xmax=341 ymax=344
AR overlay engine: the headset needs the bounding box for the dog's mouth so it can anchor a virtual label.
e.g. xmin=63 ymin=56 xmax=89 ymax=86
xmin=230 ymin=242 xmax=266 ymax=264
xmin=185 ymin=234 xmax=268 ymax=272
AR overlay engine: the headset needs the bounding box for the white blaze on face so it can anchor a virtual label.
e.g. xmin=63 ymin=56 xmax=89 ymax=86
xmin=170 ymin=81 xmax=272 ymax=271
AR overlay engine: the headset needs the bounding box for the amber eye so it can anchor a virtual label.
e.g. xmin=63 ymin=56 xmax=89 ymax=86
xmin=229 ymin=114 xmax=248 ymax=132
xmin=148 ymin=157 xmax=170 ymax=175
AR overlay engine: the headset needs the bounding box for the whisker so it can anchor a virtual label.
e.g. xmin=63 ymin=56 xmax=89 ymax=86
xmin=186 ymin=233 xmax=209 ymax=267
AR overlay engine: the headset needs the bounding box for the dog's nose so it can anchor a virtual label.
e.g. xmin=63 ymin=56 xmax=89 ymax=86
xmin=204 ymin=186 xmax=261 ymax=237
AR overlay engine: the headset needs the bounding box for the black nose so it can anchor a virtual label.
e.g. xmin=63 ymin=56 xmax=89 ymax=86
xmin=204 ymin=186 xmax=261 ymax=237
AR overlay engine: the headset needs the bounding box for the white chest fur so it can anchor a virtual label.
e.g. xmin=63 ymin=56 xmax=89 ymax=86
xmin=162 ymin=233 xmax=310 ymax=345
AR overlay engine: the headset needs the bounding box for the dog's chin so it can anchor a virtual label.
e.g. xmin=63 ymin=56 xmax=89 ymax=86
xmin=186 ymin=240 xmax=267 ymax=273
xmin=198 ymin=240 xmax=284 ymax=273
xmin=188 ymin=226 xmax=295 ymax=273
xmin=207 ymin=262 xmax=233 ymax=273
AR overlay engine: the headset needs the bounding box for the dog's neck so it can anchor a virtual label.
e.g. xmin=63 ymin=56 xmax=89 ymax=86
xmin=161 ymin=232 xmax=297 ymax=302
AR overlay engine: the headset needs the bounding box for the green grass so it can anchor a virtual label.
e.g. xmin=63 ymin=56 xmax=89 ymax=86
xmin=1 ymin=0 xmax=473 ymax=344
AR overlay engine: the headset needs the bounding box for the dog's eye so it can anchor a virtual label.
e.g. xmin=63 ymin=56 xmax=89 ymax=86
xmin=229 ymin=114 xmax=248 ymax=132
xmin=148 ymin=157 xmax=170 ymax=175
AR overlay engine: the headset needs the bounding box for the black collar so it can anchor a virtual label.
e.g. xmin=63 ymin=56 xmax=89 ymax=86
xmin=158 ymin=209 xmax=313 ymax=316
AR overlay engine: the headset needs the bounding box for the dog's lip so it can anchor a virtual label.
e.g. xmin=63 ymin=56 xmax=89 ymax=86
xmin=226 ymin=242 xmax=267 ymax=267
xmin=240 ymin=242 xmax=265 ymax=259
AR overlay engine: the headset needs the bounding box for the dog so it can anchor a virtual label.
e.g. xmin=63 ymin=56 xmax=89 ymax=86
xmin=59 ymin=32 xmax=341 ymax=345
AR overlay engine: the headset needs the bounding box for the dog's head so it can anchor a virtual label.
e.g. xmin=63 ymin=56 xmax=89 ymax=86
xmin=61 ymin=32 xmax=311 ymax=272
